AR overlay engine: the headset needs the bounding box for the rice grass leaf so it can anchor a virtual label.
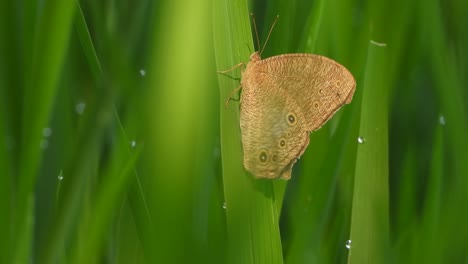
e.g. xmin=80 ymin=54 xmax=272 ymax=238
xmin=0 ymin=2 xmax=13 ymax=262
xmin=142 ymin=0 xmax=221 ymax=263
xmin=75 ymin=1 xmax=103 ymax=81
xmin=348 ymin=40 xmax=390 ymax=264
xmin=15 ymin=0 xmax=75 ymax=261
xmin=71 ymin=142 xmax=142 ymax=263
xmin=0 ymin=108 xmax=10 ymax=263
xmin=213 ymin=1 xmax=283 ymax=263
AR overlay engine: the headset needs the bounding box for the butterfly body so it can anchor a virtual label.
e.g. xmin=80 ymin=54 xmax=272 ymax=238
xmin=239 ymin=52 xmax=355 ymax=179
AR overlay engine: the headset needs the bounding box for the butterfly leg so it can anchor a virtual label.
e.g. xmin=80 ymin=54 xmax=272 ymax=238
xmin=225 ymin=84 xmax=242 ymax=108
xmin=217 ymin=62 xmax=245 ymax=74
xmin=218 ymin=62 xmax=245 ymax=108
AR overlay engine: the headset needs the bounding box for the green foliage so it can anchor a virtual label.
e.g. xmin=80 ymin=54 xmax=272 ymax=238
xmin=0 ymin=0 xmax=466 ymax=263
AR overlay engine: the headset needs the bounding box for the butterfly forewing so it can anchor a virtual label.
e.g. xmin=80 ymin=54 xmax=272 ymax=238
xmin=254 ymin=54 xmax=356 ymax=132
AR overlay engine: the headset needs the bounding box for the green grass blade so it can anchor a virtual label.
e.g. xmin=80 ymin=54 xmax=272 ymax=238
xmin=74 ymin=0 xmax=103 ymax=80
xmin=71 ymin=142 xmax=142 ymax=263
xmin=0 ymin=109 xmax=10 ymax=263
xmin=142 ymin=0 xmax=221 ymax=262
xmin=348 ymin=40 xmax=390 ymax=264
xmin=421 ymin=1 xmax=468 ymax=261
xmin=213 ymin=1 xmax=283 ymax=263
xmin=38 ymin=89 xmax=115 ymax=263
xmin=300 ymin=0 xmax=325 ymax=52
xmin=0 ymin=1 xmax=13 ymax=262
xmin=414 ymin=125 xmax=443 ymax=263
xmin=15 ymin=0 xmax=76 ymax=262
xmin=424 ymin=0 xmax=468 ymax=186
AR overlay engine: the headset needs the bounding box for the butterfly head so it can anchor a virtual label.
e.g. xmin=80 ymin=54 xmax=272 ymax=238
xmin=249 ymin=52 xmax=261 ymax=62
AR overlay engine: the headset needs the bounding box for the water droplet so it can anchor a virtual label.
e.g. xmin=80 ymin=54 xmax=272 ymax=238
xmin=131 ymin=140 xmax=136 ymax=148
xmin=58 ymin=171 xmax=64 ymax=181
xmin=40 ymin=139 xmax=49 ymax=149
xmin=75 ymin=102 xmax=86 ymax=115
xmin=139 ymin=69 xmax=146 ymax=77
xmin=42 ymin=127 xmax=52 ymax=137
xmin=345 ymin=239 xmax=352 ymax=249
xmin=439 ymin=115 xmax=445 ymax=126
xmin=357 ymin=136 xmax=365 ymax=144
xmin=370 ymin=40 xmax=387 ymax=47
xmin=222 ymin=202 xmax=227 ymax=209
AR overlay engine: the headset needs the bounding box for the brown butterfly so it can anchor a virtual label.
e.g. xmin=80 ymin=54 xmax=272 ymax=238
xmin=219 ymin=14 xmax=356 ymax=179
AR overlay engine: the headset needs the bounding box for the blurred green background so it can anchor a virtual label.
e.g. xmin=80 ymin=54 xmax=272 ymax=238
xmin=0 ymin=0 xmax=467 ymax=263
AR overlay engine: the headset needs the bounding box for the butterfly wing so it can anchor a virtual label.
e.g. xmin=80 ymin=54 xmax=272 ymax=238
xmin=238 ymin=54 xmax=355 ymax=179
xmin=240 ymin=64 xmax=310 ymax=179
xmin=253 ymin=54 xmax=356 ymax=132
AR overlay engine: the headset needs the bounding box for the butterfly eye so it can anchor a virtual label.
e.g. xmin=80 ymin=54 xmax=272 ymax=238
xmin=287 ymin=113 xmax=297 ymax=125
xmin=259 ymin=151 xmax=268 ymax=163
xmin=279 ymin=139 xmax=286 ymax=148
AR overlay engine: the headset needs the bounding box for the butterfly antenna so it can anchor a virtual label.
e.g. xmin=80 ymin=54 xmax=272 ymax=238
xmin=260 ymin=15 xmax=279 ymax=56
xmin=250 ymin=13 xmax=261 ymax=53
